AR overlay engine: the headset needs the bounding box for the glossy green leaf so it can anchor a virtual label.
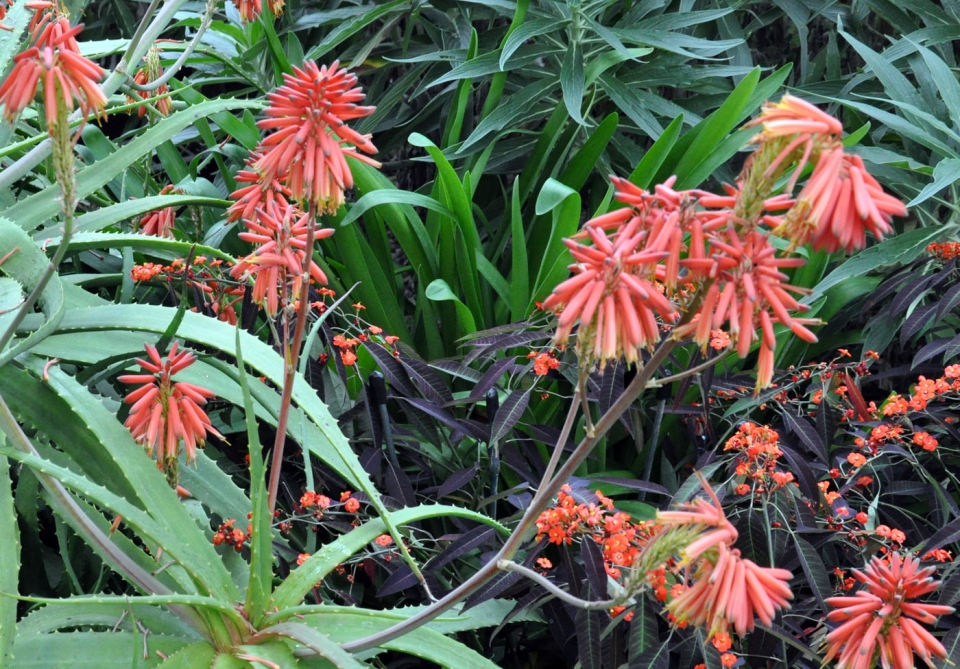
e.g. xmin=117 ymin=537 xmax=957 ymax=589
xmin=425 ymin=279 xmax=476 ymax=335
xmin=628 ymin=114 xmax=684 ymax=189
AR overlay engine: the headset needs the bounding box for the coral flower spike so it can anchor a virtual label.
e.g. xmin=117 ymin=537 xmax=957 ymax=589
xmin=824 ymin=552 xmax=953 ymax=669
xmin=119 ymin=342 xmax=222 ymax=482
xmin=255 ymin=60 xmax=380 ymax=213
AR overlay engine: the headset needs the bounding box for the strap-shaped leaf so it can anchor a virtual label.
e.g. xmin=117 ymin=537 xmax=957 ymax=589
xmin=0 ymin=216 xmax=64 ymax=366
xmin=2 ymin=99 xmax=264 ymax=231
xmin=252 ymin=622 xmax=364 ymax=669
xmin=10 ymin=631 xmax=192 ymax=668
xmin=0 ymin=454 xmax=17 ymax=666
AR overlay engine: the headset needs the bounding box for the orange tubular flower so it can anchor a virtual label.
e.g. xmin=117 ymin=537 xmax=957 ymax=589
xmin=119 ymin=342 xmax=222 ymax=469
xmin=267 ymin=0 xmax=283 ymax=14
xmin=129 ymin=47 xmax=172 ymax=117
xmin=230 ymin=207 xmax=333 ymax=316
xmin=824 ymin=553 xmax=953 ymax=669
xmin=0 ymin=17 xmax=106 ymax=131
xmin=138 ymin=185 xmax=179 ymax=237
xmin=657 ymin=480 xmax=793 ymax=637
xmin=236 ymin=0 xmax=262 ymax=22
xmin=228 ymin=152 xmax=293 ymax=224
xmin=255 ymin=60 xmax=380 ymax=213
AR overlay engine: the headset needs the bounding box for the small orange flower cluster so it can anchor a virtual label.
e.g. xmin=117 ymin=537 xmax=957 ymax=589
xmin=126 ymin=46 xmax=171 ymax=117
xmin=332 ymin=334 xmax=360 ymax=366
xmin=927 ymin=241 xmax=960 ymax=262
xmin=119 ymin=342 xmax=222 ymax=474
xmin=299 ymin=490 xmax=332 ymax=512
xmin=657 ymin=481 xmax=794 ymax=637
xmin=0 ymin=2 xmax=107 ymax=132
xmin=824 ymin=553 xmax=953 ymax=669
xmin=130 ymin=256 xmax=243 ymax=325
xmin=212 ymin=519 xmax=246 ymax=551
xmin=881 ymin=372 xmax=959 ymax=416
xmin=341 ymin=490 xmax=360 ymax=513
xmin=724 ymin=422 xmax=794 ymax=493
xmin=527 ymin=350 xmax=560 ymax=376
xmin=138 ymin=185 xmax=182 ymax=238
xmin=544 ymin=96 xmax=906 ymax=390
xmin=329 ymin=321 xmax=401 ymax=366
xmin=534 ymin=486 xmax=660 ymax=580
xmin=374 ymin=534 xmax=393 ymax=547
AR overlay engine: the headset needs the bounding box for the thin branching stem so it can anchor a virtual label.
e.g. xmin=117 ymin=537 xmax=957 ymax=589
xmin=496 ymin=560 xmax=631 ymax=610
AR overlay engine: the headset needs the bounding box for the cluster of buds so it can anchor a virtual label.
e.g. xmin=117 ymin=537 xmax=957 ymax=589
xmin=131 ymin=256 xmax=243 ymax=325
xmin=212 ymin=519 xmax=246 ymax=551
xmin=927 ymin=241 xmax=960 ymax=262
xmin=544 ymin=96 xmax=907 ymax=390
xmin=235 ymin=0 xmax=284 ymax=23
xmin=137 ymin=185 xmax=184 ymax=238
xmin=0 ymin=1 xmax=107 ymax=132
xmin=724 ymin=422 xmax=795 ymax=494
xmin=527 ymin=349 xmax=560 ymax=376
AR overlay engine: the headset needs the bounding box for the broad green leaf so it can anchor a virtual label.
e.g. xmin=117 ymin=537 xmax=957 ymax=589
xmin=534 ymin=178 xmax=577 ymax=217
xmin=50 ymin=232 xmax=233 ymax=263
xmin=628 ymin=114 xmax=684 ymax=188
xmin=530 ymin=180 xmax=580 ymax=306
xmin=11 ymin=631 xmax=191 ymax=668
xmin=0 ymin=216 xmax=64 ymax=367
xmin=807 ymin=225 xmax=954 ymax=303
xmin=3 ymin=99 xmax=264 ymax=231
xmin=425 ymin=279 xmax=477 ymax=334
xmin=907 ymin=158 xmax=960 ymax=207
xmin=0 ymin=453 xmax=17 ymax=666
xmin=558 ymin=112 xmax=618 ymax=190
xmin=271 ymin=504 xmax=507 ymax=611
xmin=340 ymin=191 xmax=455 ymax=228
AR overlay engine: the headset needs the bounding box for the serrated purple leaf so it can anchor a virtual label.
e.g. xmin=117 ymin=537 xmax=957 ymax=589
xmin=468 ymin=357 xmax=516 ymax=403
xmin=816 ymin=403 xmax=836 ymax=458
xmin=384 ymin=460 xmax=416 ymax=507
xmin=363 ymin=342 xmax=418 ymax=397
xmin=438 ymin=463 xmax=480 ymax=499
xmin=430 ymin=358 xmax=484 ymax=383
xmin=794 ymin=536 xmax=831 ymax=612
xmin=781 ymin=411 xmax=827 ymax=463
xmin=580 ymin=538 xmax=607 ymax=599
xmin=398 ymin=354 xmax=454 ymax=404
xmin=891 ymin=274 xmax=935 ymax=317
xmin=774 ymin=442 xmax=819 ymax=499
xmin=463 ymin=571 xmax=524 ymax=611
xmin=464 ymin=330 xmax=553 ymax=364
xmin=489 ymin=389 xmax=531 ymax=446
xmin=376 ymin=564 xmax=419 ymax=596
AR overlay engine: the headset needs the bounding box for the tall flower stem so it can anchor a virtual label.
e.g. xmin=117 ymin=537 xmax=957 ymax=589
xmin=267 ymin=204 xmax=317 ymax=513
xmin=341 ymin=337 xmax=677 ymax=653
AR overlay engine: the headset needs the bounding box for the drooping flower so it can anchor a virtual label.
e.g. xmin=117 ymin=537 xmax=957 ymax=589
xmin=229 ymin=207 xmax=333 ymax=316
xmin=0 ymin=0 xmax=12 ymax=31
xmin=0 ymin=16 xmax=106 ymax=131
xmin=138 ymin=185 xmax=180 ymax=237
xmin=824 ymin=552 xmax=953 ymax=669
xmin=119 ymin=342 xmax=222 ymax=477
xmin=128 ymin=46 xmax=172 ymax=117
xmin=235 ymin=0 xmax=262 ymax=22
xmin=267 ymin=0 xmax=284 ymax=14
xmin=653 ymin=478 xmax=794 ymax=637
xmin=255 ymin=60 xmax=379 ymax=213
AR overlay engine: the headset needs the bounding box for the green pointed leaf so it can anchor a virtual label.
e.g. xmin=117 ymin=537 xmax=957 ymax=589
xmin=11 ymin=631 xmax=191 ymax=668
xmin=254 ymin=622 xmax=364 ymax=669
xmin=70 ymin=196 xmax=231 ymax=235
xmin=560 ymin=43 xmax=585 ymax=125
xmin=0 ymin=453 xmax=18 ymax=666
xmin=3 ymin=99 xmax=263 ymax=231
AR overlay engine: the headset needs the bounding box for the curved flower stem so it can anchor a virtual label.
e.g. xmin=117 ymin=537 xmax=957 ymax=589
xmin=267 ymin=203 xmax=317 ymax=513
xmin=340 ymin=337 xmax=677 ymax=653
xmin=646 ymin=350 xmax=727 ymax=389
xmin=129 ymin=0 xmax=217 ymax=93
xmin=496 ymin=560 xmax=630 ymax=610
xmin=578 ymin=369 xmax=594 ymax=435
xmin=541 ymin=385 xmax=580 ymax=484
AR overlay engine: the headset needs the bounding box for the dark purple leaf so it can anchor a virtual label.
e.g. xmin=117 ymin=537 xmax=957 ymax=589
xmin=781 ymin=411 xmax=827 ymax=463
xmin=935 ymin=281 xmax=960 ymax=322
xmin=938 ymin=572 xmax=960 ymax=607
xmin=920 ymin=516 xmax=960 ymax=553
xmin=891 ymin=274 xmax=935 ymax=317
xmin=438 ymin=463 xmax=480 ymax=499
xmin=359 ymin=446 xmax=381 ymax=481
xmin=464 ymin=330 xmax=553 ymax=364
xmin=627 ymin=598 xmax=659 ymax=660
xmin=588 ymin=476 xmax=669 ymax=496
xmin=599 ymin=360 xmax=624 ymax=416
xmin=500 ymin=442 xmax=537 ymax=482
xmin=429 ymin=527 xmax=496 ymax=572
xmin=777 ymin=443 xmax=820 ymax=499
xmin=463 ymin=571 xmax=523 ymax=611
xmin=934 ymin=627 xmax=960 ymax=669
xmin=521 ymin=423 xmax=575 ymax=453
xmin=467 ymin=357 xmax=516 ymax=402
xmin=914 ymin=336 xmax=960 ymax=367
xmin=816 ymin=403 xmax=836 ymax=458
xmin=489 ymin=389 xmax=531 ymax=446
xmin=384 ymin=460 xmax=416 ymax=507
xmin=397 ymin=353 xmax=454 ymax=404
xmin=793 ymin=536 xmax=832 ymax=612
xmin=364 ymin=342 xmax=418 ymax=397
xmin=901 ymin=303 xmax=938 ymax=346
xmin=376 ymin=564 xmax=419 ymax=597
xmin=580 ymin=538 xmax=607 ymax=600
xmin=575 ymin=607 xmax=603 ymax=669
xmin=628 ymin=642 xmax=670 ymax=669
xmin=399 ymin=397 xmax=487 ymax=441
xmin=429 ymin=358 xmax=484 ymax=383
xmin=461 ymin=321 xmax=532 ymax=342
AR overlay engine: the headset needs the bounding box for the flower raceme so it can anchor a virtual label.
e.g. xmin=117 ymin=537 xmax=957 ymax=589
xmin=229 ymin=207 xmax=333 ymax=316
xmin=255 ymin=60 xmax=380 ymax=213
xmin=544 ymin=96 xmax=906 ymax=390
xmin=119 ymin=342 xmax=222 ymax=474
xmin=654 ymin=480 xmax=794 ymax=637
xmin=0 ymin=8 xmax=106 ymax=131
xmin=138 ymin=185 xmax=180 ymax=237
xmin=824 ymin=553 xmax=953 ymax=669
